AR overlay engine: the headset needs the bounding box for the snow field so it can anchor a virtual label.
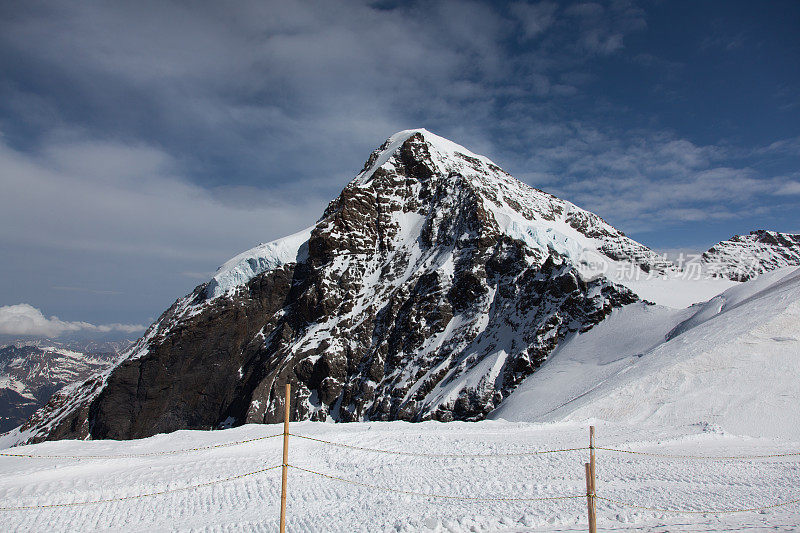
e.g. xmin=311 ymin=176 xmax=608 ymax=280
xmin=495 ymin=267 xmax=800 ymax=440
xmin=2 ymin=421 xmax=800 ymax=532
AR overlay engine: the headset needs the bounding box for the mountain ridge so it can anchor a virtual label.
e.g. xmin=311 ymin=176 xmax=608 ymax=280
xmin=0 ymin=343 xmax=117 ymax=432
xmin=701 ymin=229 xmax=800 ymax=281
xmin=7 ymin=129 xmax=796 ymax=445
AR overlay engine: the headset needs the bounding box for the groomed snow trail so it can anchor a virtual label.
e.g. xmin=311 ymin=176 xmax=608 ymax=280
xmin=1 ymin=421 xmax=799 ymax=532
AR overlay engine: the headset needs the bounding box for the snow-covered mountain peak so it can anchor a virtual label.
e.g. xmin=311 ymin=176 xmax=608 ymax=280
xmin=197 ymin=129 xmax=688 ymax=309
xmin=14 ymin=130 xmax=666 ymax=442
xmin=13 ymin=130 xmax=746 ymax=445
xmin=354 ymin=128 xmax=497 ymax=186
xmin=141 ymin=129 xmax=693 ymax=358
xmin=206 ymin=130 xmax=495 ymax=300
xmin=322 ymin=129 xmax=676 ymax=285
xmin=702 ymin=229 xmax=800 ymax=281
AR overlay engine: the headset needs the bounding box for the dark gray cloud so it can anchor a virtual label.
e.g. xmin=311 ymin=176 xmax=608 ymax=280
xmin=0 ymin=0 xmax=654 ymax=190
xmin=0 ymin=0 xmax=798 ymax=328
xmin=0 ymin=133 xmax=326 ymax=261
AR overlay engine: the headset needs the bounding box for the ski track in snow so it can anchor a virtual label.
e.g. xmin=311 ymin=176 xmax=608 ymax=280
xmin=1 ymin=421 xmax=800 ymax=532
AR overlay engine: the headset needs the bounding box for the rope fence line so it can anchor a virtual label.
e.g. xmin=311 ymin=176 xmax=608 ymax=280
xmin=289 ymin=432 xmax=590 ymax=458
xmin=3 ymin=399 xmax=800 ymax=529
xmin=5 ymin=433 xmax=798 ymax=462
xmin=596 ymin=446 xmax=800 ymax=461
xmin=291 ymin=433 xmax=800 ymax=461
xmin=0 ymin=433 xmax=283 ymax=460
xmin=0 ymin=464 xmax=282 ymax=511
xmin=287 ymin=464 xmax=585 ymax=502
xmin=286 ymin=429 xmax=800 ymax=516
xmin=1 ymin=452 xmax=796 ymax=515
xmin=596 ymin=494 xmax=800 ymax=515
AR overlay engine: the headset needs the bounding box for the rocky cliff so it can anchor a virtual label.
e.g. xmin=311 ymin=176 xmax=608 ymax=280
xmin=15 ymin=129 xmax=687 ymax=443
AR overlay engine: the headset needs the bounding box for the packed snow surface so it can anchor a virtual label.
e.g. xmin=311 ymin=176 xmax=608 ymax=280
xmin=1 ymin=421 xmax=799 ymax=532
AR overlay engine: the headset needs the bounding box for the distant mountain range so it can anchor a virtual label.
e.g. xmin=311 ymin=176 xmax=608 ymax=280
xmin=6 ymin=130 xmax=799 ymax=445
xmin=0 ymin=341 xmax=126 ymax=432
xmin=702 ymin=230 xmax=800 ymax=281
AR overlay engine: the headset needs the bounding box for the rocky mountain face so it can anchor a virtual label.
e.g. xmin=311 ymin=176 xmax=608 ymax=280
xmin=14 ymin=130 xmax=692 ymax=443
xmin=0 ymin=343 xmax=116 ymax=432
xmin=702 ymin=230 xmax=800 ymax=281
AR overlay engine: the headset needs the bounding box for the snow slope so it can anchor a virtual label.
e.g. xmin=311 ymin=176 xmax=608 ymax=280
xmin=493 ymin=267 xmax=800 ymax=439
xmin=205 ymin=226 xmax=313 ymax=298
xmin=1 ymin=421 xmax=799 ymax=532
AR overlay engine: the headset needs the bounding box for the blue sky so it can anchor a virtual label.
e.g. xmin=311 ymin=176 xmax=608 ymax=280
xmin=0 ymin=0 xmax=798 ymax=336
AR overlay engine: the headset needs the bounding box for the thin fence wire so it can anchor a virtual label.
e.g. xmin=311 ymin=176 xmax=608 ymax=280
xmin=596 ymin=446 xmax=800 ymax=461
xmin=3 ymin=429 xmax=800 ymax=517
xmin=596 ymin=494 xmax=800 ymax=515
xmin=0 ymin=464 xmax=282 ymax=511
xmin=289 ymin=432 xmax=589 ymax=458
xmin=0 ymin=433 xmax=283 ymax=460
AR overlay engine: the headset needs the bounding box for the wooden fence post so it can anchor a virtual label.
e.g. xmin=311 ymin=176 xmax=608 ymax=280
xmin=587 ymin=425 xmax=597 ymax=533
xmin=585 ymin=463 xmax=595 ymax=533
xmin=280 ymin=383 xmax=291 ymax=533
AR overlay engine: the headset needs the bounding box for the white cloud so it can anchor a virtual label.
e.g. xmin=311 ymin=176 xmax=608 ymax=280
xmin=510 ymin=1 xmax=558 ymax=39
xmin=0 ymin=304 xmax=144 ymax=337
xmin=0 ymin=134 xmax=328 ymax=263
xmin=758 ymin=137 xmax=800 ymax=157
xmin=775 ymin=181 xmax=800 ymax=195
xmin=517 ymin=124 xmax=800 ymax=230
